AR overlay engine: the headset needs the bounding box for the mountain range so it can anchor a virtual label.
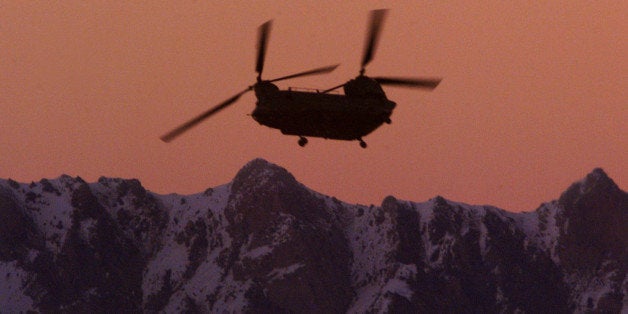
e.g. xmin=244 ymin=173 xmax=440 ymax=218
xmin=1 ymin=158 xmax=625 ymax=313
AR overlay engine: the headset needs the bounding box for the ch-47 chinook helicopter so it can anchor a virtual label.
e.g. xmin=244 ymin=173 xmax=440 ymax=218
xmin=161 ymin=9 xmax=442 ymax=148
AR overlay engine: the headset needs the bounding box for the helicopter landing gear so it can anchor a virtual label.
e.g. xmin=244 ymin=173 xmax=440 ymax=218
xmin=358 ymin=138 xmax=367 ymax=148
xmin=298 ymin=137 xmax=308 ymax=147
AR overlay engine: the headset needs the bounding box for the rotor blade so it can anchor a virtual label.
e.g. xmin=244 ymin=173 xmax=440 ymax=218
xmin=361 ymin=9 xmax=388 ymax=71
xmin=321 ymin=82 xmax=346 ymax=94
xmin=256 ymin=20 xmax=272 ymax=79
xmin=269 ymin=64 xmax=340 ymax=83
xmin=374 ymin=77 xmax=442 ymax=89
xmin=160 ymin=88 xmax=251 ymax=143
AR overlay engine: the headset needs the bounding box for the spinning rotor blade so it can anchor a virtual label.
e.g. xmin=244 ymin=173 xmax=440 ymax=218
xmin=321 ymin=82 xmax=346 ymax=94
xmin=160 ymin=88 xmax=251 ymax=143
xmin=269 ymin=64 xmax=340 ymax=83
xmin=256 ymin=20 xmax=272 ymax=79
xmin=374 ymin=77 xmax=442 ymax=89
xmin=361 ymin=9 xmax=388 ymax=72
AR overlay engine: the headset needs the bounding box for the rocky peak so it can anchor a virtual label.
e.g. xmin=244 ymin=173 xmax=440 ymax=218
xmin=548 ymin=168 xmax=627 ymax=312
xmin=556 ymin=168 xmax=626 ymax=261
xmin=219 ymin=159 xmax=354 ymax=313
xmin=226 ymin=158 xmax=332 ymax=229
xmin=231 ymin=158 xmax=297 ymax=193
xmin=559 ymin=168 xmax=621 ymax=206
xmin=226 ymin=159 xmax=301 ymax=230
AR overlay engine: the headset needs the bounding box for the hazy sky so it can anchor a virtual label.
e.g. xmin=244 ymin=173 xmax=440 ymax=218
xmin=1 ymin=1 xmax=625 ymax=212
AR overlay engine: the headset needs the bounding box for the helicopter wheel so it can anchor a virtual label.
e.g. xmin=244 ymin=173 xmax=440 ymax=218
xmin=298 ymin=137 xmax=308 ymax=147
xmin=359 ymin=139 xmax=367 ymax=149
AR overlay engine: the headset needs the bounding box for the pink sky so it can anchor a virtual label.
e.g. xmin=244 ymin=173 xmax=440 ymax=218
xmin=1 ymin=1 xmax=625 ymax=212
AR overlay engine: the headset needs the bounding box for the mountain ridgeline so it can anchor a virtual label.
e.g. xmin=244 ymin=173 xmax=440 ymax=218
xmin=1 ymin=159 xmax=626 ymax=313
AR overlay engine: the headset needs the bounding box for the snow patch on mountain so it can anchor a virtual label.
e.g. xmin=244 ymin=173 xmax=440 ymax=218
xmin=0 ymin=261 xmax=33 ymax=312
xmin=568 ymin=266 xmax=622 ymax=312
xmin=143 ymin=183 xmax=233 ymax=311
xmin=4 ymin=177 xmax=76 ymax=254
xmin=511 ymin=201 xmax=562 ymax=263
xmin=268 ymin=263 xmax=305 ymax=282
xmin=243 ymin=245 xmax=273 ymax=260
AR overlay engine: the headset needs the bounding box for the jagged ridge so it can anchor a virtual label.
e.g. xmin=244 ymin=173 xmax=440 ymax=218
xmin=0 ymin=159 xmax=625 ymax=313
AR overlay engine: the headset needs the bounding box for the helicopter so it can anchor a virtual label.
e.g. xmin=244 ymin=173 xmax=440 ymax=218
xmin=161 ymin=9 xmax=442 ymax=148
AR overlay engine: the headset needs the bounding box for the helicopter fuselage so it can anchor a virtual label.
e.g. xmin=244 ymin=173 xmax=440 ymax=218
xmin=251 ymin=77 xmax=396 ymax=141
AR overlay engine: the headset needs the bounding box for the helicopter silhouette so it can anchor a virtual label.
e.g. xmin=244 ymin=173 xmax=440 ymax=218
xmin=161 ymin=9 xmax=441 ymax=148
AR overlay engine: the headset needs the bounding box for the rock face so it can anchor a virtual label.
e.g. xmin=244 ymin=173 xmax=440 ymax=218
xmin=0 ymin=159 xmax=625 ymax=313
xmin=555 ymin=169 xmax=627 ymax=312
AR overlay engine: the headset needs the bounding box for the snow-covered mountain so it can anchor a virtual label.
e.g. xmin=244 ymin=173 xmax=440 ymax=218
xmin=1 ymin=159 xmax=625 ymax=313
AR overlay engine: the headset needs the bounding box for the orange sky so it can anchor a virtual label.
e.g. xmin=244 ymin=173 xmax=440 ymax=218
xmin=1 ymin=1 xmax=625 ymax=212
